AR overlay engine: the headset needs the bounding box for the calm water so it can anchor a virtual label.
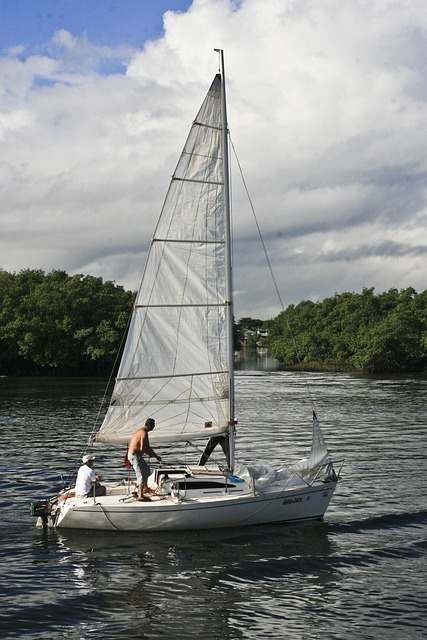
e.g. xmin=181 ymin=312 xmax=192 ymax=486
xmin=0 ymin=371 xmax=426 ymax=639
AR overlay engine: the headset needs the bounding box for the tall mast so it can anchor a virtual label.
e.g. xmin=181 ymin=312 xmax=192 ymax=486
xmin=217 ymin=49 xmax=235 ymax=470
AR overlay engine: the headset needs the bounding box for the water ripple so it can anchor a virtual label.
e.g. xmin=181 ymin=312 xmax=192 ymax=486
xmin=0 ymin=374 xmax=426 ymax=639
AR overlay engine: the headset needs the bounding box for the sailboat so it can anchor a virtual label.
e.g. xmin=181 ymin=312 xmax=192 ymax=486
xmin=32 ymin=51 xmax=342 ymax=531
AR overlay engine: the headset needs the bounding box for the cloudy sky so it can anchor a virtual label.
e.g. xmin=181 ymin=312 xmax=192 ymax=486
xmin=1 ymin=0 xmax=427 ymax=319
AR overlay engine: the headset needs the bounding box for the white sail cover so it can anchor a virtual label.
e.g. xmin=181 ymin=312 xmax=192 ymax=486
xmin=96 ymin=75 xmax=230 ymax=444
xmin=290 ymin=412 xmax=331 ymax=482
xmin=308 ymin=412 xmax=330 ymax=469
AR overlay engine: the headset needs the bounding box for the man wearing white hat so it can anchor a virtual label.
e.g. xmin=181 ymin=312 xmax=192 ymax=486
xmin=75 ymin=455 xmax=106 ymax=498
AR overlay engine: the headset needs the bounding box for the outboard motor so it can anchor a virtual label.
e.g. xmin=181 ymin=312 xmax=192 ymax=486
xmin=30 ymin=501 xmax=52 ymax=526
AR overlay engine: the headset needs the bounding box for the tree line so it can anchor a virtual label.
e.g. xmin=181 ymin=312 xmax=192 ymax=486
xmin=262 ymin=287 xmax=427 ymax=373
xmin=0 ymin=269 xmax=135 ymax=375
xmin=1 ymin=271 xmax=426 ymax=375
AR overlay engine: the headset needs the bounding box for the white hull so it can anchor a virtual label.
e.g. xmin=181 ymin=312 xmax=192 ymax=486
xmin=42 ymin=469 xmax=338 ymax=532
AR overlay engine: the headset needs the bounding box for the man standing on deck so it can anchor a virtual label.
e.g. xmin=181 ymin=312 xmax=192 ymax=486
xmin=128 ymin=418 xmax=162 ymax=502
xmin=198 ymin=434 xmax=228 ymax=466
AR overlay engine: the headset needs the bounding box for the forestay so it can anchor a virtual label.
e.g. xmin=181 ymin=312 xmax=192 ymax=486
xmin=96 ymin=75 xmax=231 ymax=445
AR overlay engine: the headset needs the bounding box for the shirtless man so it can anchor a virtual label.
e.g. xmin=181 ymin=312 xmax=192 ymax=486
xmin=128 ymin=418 xmax=162 ymax=501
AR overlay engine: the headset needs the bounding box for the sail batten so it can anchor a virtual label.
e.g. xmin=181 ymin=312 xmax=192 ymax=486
xmin=192 ymin=121 xmax=221 ymax=131
xmin=134 ymin=303 xmax=227 ymax=309
xmin=171 ymin=177 xmax=223 ymax=186
xmin=151 ymin=239 xmax=225 ymax=244
xmin=116 ymin=370 xmax=229 ymax=381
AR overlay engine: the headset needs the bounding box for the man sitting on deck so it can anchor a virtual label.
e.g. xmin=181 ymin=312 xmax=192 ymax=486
xmin=75 ymin=455 xmax=106 ymax=498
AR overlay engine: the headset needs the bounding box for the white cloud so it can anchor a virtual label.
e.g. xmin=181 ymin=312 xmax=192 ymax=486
xmin=1 ymin=0 xmax=427 ymax=319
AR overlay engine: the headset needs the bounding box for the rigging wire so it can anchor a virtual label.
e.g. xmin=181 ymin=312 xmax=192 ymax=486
xmin=229 ymin=135 xmax=317 ymax=413
xmin=230 ymin=136 xmax=286 ymax=313
xmin=60 ymin=310 xmax=134 ymax=488
xmin=86 ymin=306 xmax=134 ymax=450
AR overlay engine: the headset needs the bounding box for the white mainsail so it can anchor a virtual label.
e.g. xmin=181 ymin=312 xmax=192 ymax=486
xmin=96 ymin=74 xmax=232 ymax=446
